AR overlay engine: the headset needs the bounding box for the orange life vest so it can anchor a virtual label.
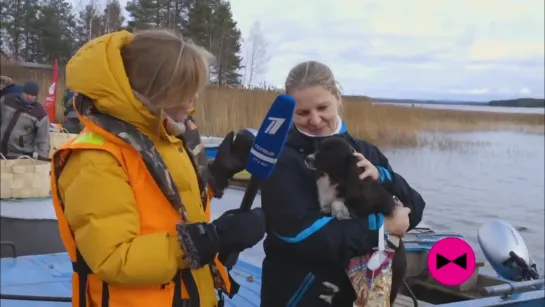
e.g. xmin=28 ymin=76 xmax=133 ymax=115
xmin=51 ymin=125 xmax=232 ymax=307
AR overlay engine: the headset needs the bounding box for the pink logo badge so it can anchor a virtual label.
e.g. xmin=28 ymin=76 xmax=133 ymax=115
xmin=427 ymin=237 xmax=476 ymax=286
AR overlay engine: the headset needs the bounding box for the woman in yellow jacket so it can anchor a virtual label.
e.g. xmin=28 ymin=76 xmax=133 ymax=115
xmin=51 ymin=29 xmax=265 ymax=307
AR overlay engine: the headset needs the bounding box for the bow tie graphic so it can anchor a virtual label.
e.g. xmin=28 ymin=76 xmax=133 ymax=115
xmin=436 ymin=253 xmax=467 ymax=270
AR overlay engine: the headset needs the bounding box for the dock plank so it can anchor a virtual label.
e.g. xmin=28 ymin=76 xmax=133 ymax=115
xmin=394 ymin=294 xmax=433 ymax=307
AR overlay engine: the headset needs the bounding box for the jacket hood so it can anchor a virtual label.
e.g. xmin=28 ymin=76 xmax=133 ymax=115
xmin=66 ymin=31 xmax=175 ymax=142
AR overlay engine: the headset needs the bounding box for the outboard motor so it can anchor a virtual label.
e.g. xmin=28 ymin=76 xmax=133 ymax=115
xmin=478 ymin=219 xmax=540 ymax=282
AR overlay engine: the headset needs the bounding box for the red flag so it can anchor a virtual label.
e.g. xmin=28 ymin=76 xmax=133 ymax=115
xmin=45 ymin=59 xmax=58 ymax=123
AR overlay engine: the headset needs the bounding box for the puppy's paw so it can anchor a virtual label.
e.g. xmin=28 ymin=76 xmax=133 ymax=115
xmin=319 ymin=281 xmax=340 ymax=305
xmin=319 ymin=203 xmax=332 ymax=214
xmin=388 ymin=234 xmax=401 ymax=248
xmin=331 ymin=200 xmax=351 ymax=219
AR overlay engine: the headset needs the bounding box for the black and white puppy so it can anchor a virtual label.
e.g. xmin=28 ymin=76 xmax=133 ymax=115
xmin=305 ymin=135 xmax=407 ymax=304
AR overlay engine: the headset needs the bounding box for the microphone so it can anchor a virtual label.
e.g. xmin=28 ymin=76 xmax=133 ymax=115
xmin=240 ymin=94 xmax=296 ymax=211
xmin=222 ymin=94 xmax=295 ymax=271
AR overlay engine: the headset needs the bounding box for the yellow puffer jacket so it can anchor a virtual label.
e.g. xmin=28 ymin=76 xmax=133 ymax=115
xmin=60 ymin=31 xmax=218 ymax=305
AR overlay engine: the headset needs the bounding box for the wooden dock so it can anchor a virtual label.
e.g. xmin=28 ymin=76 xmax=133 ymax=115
xmin=394 ymin=294 xmax=433 ymax=307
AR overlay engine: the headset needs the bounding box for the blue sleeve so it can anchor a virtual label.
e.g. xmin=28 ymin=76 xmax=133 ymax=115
xmin=361 ymin=142 xmax=426 ymax=231
xmin=260 ymin=152 xmax=379 ymax=266
xmin=1 ymin=84 xmax=23 ymax=96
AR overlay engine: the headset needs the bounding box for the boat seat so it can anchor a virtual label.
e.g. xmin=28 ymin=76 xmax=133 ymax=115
xmin=394 ymin=294 xmax=434 ymax=307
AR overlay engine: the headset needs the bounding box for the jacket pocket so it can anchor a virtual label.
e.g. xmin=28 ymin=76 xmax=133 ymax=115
xmin=14 ymin=113 xmax=37 ymax=151
xmin=287 ymin=272 xmax=316 ymax=307
xmin=17 ymin=133 xmax=34 ymax=153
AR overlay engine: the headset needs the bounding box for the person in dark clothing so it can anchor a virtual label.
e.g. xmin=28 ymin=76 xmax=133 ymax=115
xmin=0 ymin=76 xmax=23 ymax=98
xmin=61 ymin=89 xmax=83 ymax=133
xmin=259 ymin=61 xmax=426 ymax=307
xmin=0 ymin=81 xmax=50 ymax=160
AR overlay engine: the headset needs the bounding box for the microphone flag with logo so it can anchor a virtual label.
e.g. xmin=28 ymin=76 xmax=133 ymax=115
xmin=245 ymin=94 xmax=295 ymax=180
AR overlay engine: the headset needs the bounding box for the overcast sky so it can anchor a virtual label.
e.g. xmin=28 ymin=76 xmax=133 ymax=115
xmin=73 ymin=0 xmax=544 ymax=101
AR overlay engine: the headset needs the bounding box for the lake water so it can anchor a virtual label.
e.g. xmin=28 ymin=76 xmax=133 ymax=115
xmin=377 ymin=102 xmax=545 ymax=114
xmin=212 ymin=129 xmax=545 ymax=276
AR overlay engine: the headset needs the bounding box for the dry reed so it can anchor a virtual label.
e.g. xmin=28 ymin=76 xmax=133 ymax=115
xmin=2 ymin=65 xmax=543 ymax=149
xmin=196 ymin=87 xmax=544 ymax=148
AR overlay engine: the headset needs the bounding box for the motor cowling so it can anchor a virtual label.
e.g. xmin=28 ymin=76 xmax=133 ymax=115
xmin=478 ymin=219 xmax=539 ymax=281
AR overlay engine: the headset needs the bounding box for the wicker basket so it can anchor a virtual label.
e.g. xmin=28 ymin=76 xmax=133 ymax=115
xmin=0 ymin=154 xmax=51 ymax=199
xmin=50 ymin=128 xmax=77 ymax=158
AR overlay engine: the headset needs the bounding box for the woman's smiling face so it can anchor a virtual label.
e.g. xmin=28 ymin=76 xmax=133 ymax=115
xmin=291 ymin=85 xmax=341 ymax=136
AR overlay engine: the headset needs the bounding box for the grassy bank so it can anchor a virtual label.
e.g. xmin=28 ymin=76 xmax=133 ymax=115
xmin=4 ymin=66 xmax=543 ymax=148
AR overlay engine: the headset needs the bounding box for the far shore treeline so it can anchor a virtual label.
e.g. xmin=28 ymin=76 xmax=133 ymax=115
xmin=488 ymin=98 xmax=545 ymax=108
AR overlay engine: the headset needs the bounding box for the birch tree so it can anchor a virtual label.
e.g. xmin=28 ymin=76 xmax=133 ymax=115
xmin=244 ymin=20 xmax=269 ymax=86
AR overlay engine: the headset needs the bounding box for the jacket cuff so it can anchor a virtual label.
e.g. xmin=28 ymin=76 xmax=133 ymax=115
xmin=376 ymin=166 xmax=392 ymax=184
xmin=37 ymin=156 xmax=51 ymax=162
xmin=207 ymin=164 xmax=228 ymax=199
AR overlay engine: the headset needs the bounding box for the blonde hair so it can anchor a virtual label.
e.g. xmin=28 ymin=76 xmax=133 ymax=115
xmin=121 ymin=28 xmax=214 ymax=113
xmin=1 ymin=76 xmax=14 ymax=91
xmin=285 ymin=61 xmax=341 ymax=97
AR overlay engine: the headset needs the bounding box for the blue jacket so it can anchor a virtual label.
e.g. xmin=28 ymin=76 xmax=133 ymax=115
xmin=63 ymin=90 xmax=77 ymax=118
xmin=259 ymin=127 xmax=426 ymax=306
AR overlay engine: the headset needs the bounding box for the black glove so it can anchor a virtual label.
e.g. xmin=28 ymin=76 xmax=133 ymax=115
xmin=37 ymin=156 xmax=51 ymax=162
xmin=176 ymin=208 xmax=265 ymax=269
xmin=208 ymin=130 xmax=255 ymax=197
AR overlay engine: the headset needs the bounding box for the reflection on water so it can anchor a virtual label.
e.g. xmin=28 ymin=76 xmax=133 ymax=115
xmin=385 ymin=131 xmax=545 ymax=274
xmin=211 ymin=130 xmax=545 ymax=275
xmin=378 ymin=102 xmax=545 ymax=114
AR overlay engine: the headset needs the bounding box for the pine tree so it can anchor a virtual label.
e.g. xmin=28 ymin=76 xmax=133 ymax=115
xmin=73 ymin=0 xmax=125 ymax=51
xmin=21 ymin=0 xmax=42 ymax=62
xmin=35 ymin=0 xmax=77 ymax=64
xmin=0 ymin=0 xmax=24 ymax=59
xmin=210 ymin=0 xmax=242 ymax=85
xmin=126 ymin=0 xmax=190 ymax=32
xmin=126 ymin=0 xmax=165 ymax=30
xmin=0 ymin=0 xmax=40 ymax=61
xmin=185 ymin=0 xmax=242 ymax=85
xmin=102 ymin=0 xmax=125 ymax=34
xmin=74 ymin=4 xmax=103 ymax=48
xmin=185 ymin=0 xmax=214 ymax=49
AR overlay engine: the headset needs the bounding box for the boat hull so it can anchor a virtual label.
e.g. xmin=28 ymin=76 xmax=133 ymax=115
xmin=1 ymin=191 xmax=543 ymax=306
xmin=1 ymin=252 xmax=543 ymax=307
xmin=202 ymin=136 xmax=223 ymax=160
xmin=1 ymin=217 xmax=65 ymax=258
xmin=1 ymin=198 xmax=65 ymax=258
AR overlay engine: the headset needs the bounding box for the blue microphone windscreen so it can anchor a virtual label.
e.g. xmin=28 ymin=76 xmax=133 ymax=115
xmin=246 ymin=94 xmax=296 ymax=180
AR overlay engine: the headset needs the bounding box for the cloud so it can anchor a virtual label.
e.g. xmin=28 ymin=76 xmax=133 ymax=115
xmin=73 ymin=0 xmax=544 ymax=100
xmin=230 ymin=0 xmax=545 ymax=100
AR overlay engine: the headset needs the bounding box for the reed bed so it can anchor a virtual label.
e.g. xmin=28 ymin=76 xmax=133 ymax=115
xmin=196 ymin=87 xmax=544 ymax=148
xmin=3 ymin=65 xmax=543 ymax=149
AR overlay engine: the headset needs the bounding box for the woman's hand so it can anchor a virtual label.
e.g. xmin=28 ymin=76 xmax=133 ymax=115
xmin=384 ymin=205 xmax=411 ymax=237
xmin=208 ymin=129 xmax=255 ymax=197
xmin=354 ymin=152 xmax=380 ymax=181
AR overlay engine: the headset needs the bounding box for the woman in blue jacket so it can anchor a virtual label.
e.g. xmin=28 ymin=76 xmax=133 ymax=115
xmin=259 ymin=61 xmax=426 ymax=306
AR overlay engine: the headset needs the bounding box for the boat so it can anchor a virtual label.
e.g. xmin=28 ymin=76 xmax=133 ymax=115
xmin=202 ymin=136 xmax=224 ymax=160
xmin=1 ymin=189 xmax=544 ymax=306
